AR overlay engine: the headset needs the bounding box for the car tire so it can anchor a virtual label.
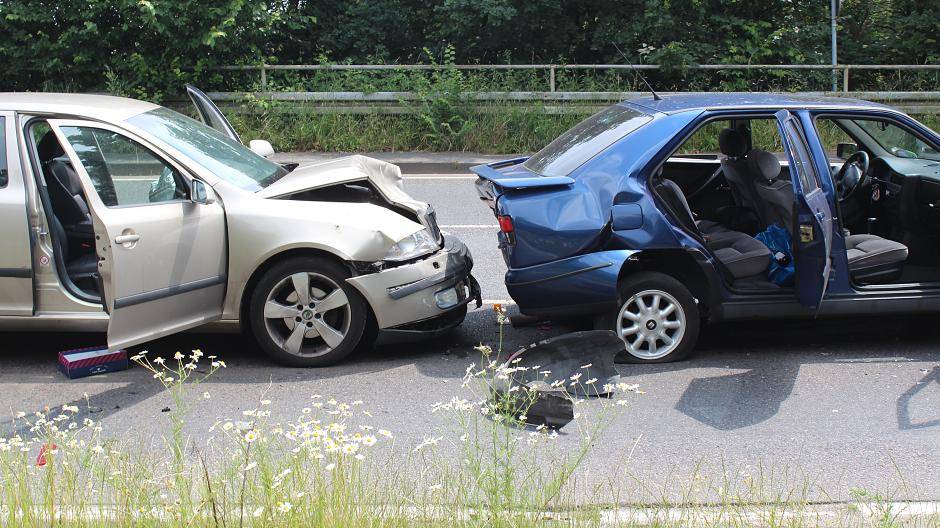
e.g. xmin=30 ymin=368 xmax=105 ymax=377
xmin=595 ymin=271 xmax=700 ymax=364
xmin=249 ymin=257 xmax=367 ymax=367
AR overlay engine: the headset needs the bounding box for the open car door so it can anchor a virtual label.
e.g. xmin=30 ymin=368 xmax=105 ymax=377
xmin=775 ymin=109 xmax=833 ymax=310
xmin=48 ymin=119 xmax=227 ymax=350
xmin=186 ymin=84 xmax=242 ymax=143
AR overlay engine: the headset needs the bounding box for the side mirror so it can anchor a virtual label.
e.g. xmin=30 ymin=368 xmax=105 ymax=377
xmin=836 ymin=142 xmax=858 ymax=160
xmin=249 ymin=139 xmax=275 ymax=158
xmin=191 ymin=179 xmax=215 ymax=205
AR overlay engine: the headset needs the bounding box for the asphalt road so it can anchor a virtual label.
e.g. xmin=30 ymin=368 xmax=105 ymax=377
xmin=1 ymin=169 xmax=939 ymax=504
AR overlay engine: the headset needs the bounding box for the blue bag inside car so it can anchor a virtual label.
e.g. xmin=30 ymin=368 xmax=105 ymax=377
xmin=755 ymin=224 xmax=795 ymax=287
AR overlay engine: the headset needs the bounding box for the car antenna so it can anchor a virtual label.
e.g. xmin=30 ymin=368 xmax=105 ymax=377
xmin=612 ymin=42 xmax=662 ymax=101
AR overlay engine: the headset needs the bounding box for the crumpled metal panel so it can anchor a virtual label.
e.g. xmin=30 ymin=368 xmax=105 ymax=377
xmin=491 ymin=330 xmax=623 ymax=428
xmin=504 ymin=330 xmax=623 ymax=397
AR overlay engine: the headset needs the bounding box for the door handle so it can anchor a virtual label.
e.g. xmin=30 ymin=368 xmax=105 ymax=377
xmin=114 ymin=234 xmax=140 ymax=245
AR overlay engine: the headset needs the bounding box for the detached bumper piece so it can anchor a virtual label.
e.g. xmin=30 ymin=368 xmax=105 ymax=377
xmin=491 ymin=330 xmax=624 ymax=429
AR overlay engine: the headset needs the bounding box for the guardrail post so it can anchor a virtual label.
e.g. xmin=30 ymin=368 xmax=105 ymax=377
xmin=260 ymin=64 xmax=267 ymax=91
xmin=843 ymin=66 xmax=849 ymax=92
xmin=549 ymin=65 xmax=556 ymax=92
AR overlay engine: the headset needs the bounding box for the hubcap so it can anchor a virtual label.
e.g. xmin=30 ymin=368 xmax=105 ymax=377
xmin=262 ymin=272 xmax=351 ymax=357
xmin=616 ymin=289 xmax=686 ymax=360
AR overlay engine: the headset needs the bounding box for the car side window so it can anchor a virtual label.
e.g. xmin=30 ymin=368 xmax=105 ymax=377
xmin=749 ymin=119 xmax=785 ymax=154
xmin=783 ymin=120 xmax=819 ymax=193
xmin=673 ymin=120 xmax=729 ymax=155
xmin=57 ymin=126 xmax=187 ymax=207
xmin=0 ymin=117 xmax=7 ymax=187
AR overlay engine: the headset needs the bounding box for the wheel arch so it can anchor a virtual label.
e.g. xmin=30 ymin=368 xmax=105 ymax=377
xmin=616 ymin=248 xmax=722 ymax=319
xmin=238 ymin=247 xmax=376 ymax=333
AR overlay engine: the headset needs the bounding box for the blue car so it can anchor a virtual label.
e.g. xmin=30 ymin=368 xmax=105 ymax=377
xmin=473 ymin=93 xmax=940 ymax=363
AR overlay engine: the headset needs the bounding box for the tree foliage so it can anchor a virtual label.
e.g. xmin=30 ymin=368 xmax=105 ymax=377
xmin=0 ymin=0 xmax=936 ymax=96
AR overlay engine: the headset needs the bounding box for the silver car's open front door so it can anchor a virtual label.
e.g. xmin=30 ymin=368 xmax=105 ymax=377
xmin=48 ymin=119 xmax=227 ymax=350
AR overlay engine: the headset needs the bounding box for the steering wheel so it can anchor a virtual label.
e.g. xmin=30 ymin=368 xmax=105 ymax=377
xmin=834 ymin=151 xmax=869 ymax=202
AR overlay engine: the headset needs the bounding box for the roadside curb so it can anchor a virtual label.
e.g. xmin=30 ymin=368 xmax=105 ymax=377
xmin=10 ymin=500 xmax=938 ymax=526
xmin=596 ymin=500 xmax=940 ymax=526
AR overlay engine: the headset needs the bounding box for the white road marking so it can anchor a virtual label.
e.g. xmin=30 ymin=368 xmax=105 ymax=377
xmin=440 ymin=224 xmax=497 ymax=228
xmin=481 ymin=300 xmax=514 ymax=305
xmin=403 ymin=174 xmax=476 ymax=180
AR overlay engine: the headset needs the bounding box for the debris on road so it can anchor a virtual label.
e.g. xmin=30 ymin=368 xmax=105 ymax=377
xmin=490 ymin=330 xmax=624 ymax=428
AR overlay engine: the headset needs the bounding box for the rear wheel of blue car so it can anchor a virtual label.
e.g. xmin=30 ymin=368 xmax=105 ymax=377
xmin=597 ymin=272 xmax=700 ymax=363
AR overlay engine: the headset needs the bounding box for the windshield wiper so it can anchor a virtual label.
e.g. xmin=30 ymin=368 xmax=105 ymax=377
xmin=257 ymin=170 xmax=288 ymax=188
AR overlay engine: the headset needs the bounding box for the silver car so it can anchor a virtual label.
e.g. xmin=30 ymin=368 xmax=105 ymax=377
xmin=0 ymin=86 xmax=479 ymax=366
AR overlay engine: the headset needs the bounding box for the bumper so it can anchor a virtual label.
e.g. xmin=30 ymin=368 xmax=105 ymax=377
xmin=346 ymin=236 xmax=481 ymax=330
xmin=505 ymin=249 xmax=637 ymax=318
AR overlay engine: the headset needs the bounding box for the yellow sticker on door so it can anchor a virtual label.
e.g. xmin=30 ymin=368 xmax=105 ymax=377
xmin=799 ymin=225 xmax=814 ymax=243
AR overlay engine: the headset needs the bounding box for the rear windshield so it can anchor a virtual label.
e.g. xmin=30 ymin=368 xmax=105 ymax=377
xmin=524 ymin=105 xmax=651 ymax=177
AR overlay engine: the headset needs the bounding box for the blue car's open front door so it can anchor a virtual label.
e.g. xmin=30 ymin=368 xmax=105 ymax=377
xmin=775 ymin=110 xmax=834 ymax=309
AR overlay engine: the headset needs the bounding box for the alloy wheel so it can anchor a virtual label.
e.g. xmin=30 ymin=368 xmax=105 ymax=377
xmin=262 ymin=272 xmax=352 ymax=357
xmin=615 ymin=289 xmax=686 ymax=360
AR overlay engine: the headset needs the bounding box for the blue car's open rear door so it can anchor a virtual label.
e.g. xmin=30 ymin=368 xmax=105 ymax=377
xmin=775 ymin=109 xmax=833 ymax=310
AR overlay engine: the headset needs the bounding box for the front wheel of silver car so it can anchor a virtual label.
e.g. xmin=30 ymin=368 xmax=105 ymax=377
xmin=595 ymin=272 xmax=700 ymax=364
xmin=249 ymin=257 xmax=366 ymax=367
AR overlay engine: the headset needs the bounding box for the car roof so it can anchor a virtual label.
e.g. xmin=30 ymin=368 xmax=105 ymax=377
xmin=622 ymin=92 xmax=895 ymax=115
xmin=0 ymin=92 xmax=160 ymax=121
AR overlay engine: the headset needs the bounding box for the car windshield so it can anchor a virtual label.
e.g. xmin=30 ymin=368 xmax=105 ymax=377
xmin=853 ymin=119 xmax=940 ymax=161
xmin=127 ymin=107 xmax=287 ymax=191
xmin=524 ymin=105 xmax=652 ymax=177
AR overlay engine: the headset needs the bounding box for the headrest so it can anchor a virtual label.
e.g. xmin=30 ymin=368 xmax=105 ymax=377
xmin=37 ymin=131 xmax=65 ymax=162
xmin=747 ymin=149 xmax=781 ymax=182
xmin=718 ymin=128 xmax=748 ymax=158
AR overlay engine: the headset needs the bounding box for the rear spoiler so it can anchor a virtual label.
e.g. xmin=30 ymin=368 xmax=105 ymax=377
xmin=470 ymin=157 xmax=575 ymax=191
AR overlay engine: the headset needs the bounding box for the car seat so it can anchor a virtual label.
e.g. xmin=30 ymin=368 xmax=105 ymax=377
xmin=36 ymin=132 xmax=93 ymax=230
xmin=657 ymin=178 xmax=771 ymax=280
xmin=748 ymin=149 xmax=908 ymax=282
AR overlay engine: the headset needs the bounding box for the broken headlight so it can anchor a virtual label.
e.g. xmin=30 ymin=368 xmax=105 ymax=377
xmin=384 ymin=228 xmax=439 ymax=262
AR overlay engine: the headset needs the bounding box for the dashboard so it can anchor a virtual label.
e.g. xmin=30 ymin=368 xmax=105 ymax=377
xmin=869 ymin=156 xmax=940 ymax=233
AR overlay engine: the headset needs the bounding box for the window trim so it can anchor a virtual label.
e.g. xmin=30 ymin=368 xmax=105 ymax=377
xmin=781 ymin=118 xmax=820 ymax=193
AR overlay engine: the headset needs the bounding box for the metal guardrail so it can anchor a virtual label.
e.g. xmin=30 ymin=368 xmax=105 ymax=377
xmin=203 ymin=90 xmax=940 ymax=115
xmin=214 ymin=63 xmax=940 ymax=93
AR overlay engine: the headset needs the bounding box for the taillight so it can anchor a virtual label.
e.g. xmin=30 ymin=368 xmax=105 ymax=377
xmin=497 ymin=215 xmax=514 ymax=233
xmin=497 ymin=215 xmax=515 ymax=246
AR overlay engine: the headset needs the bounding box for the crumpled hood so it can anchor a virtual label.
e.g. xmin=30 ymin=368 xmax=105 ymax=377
xmin=257 ymin=155 xmax=426 ymax=214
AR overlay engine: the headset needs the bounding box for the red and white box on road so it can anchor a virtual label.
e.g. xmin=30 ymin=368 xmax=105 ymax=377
xmin=58 ymin=347 xmax=129 ymax=379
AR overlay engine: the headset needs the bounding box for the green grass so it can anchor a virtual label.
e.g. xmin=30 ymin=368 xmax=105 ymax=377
xmin=224 ymin=105 xmax=587 ymax=153
xmin=228 ymin=107 xmax=940 ymax=155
